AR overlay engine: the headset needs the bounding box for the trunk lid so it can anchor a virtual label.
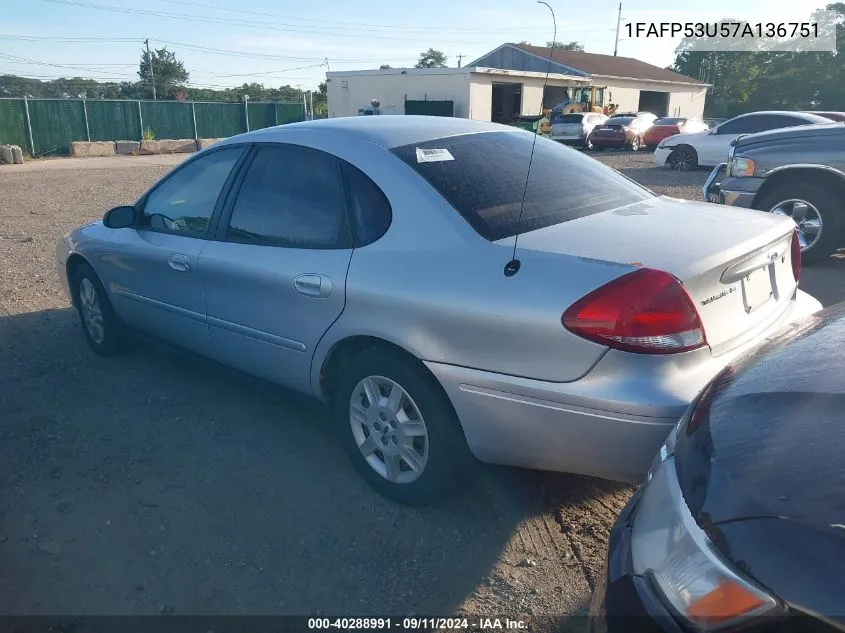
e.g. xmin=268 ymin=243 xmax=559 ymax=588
xmin=510 ymin=196 xmax=800 ymax=356
xmin=551 ymin=122 xmax=585 ymax=137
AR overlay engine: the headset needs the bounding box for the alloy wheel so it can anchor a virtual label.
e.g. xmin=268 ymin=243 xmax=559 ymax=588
xmin=769 ymin=198 xmax=823 ymax=251
xmin=78 ymin=277 xmax=105 ymax=344
xmin=670 ymin=150 xmax=693 ymax=171
xmin=349 ymin=375 xmax=429 ymax=484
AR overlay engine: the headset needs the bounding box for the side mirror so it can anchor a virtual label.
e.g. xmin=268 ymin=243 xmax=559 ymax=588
xmin=103 ymin=205 xmax=137 ymax=229
xmin=708 ymin=127 xmax=718 ymax=135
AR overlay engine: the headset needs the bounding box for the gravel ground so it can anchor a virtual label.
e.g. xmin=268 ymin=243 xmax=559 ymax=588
xmin=1 ymin=151 xmax=843 ymax=627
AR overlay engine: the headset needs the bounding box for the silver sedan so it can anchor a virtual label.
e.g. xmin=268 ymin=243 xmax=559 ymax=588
xmin=56 ymin=116 xmax=822 ymax=505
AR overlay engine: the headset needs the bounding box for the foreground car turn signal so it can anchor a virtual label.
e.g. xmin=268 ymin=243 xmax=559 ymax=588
xmin=562 ymin=268 xmax=707 ymax=354
xmin=632 ymin=458 xmax=781 ymax=631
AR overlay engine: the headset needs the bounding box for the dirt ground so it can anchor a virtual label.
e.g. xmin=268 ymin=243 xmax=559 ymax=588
xmin=1 ymin=152 xmax=843 ymax=627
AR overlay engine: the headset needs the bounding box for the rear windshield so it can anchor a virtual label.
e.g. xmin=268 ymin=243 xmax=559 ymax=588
xmin=553 ymin=113 xmax=583 ymax=123
xmin=391 ymin=131 xmax=652 ymax=241
xmin=655 ymin=117 xmax=686 ymax=125
xmin=605 ymin=117 xmax=635 ymax=126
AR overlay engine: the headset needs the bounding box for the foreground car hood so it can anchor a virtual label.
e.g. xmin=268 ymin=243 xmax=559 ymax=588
xmin=675 ymin=302 xmax=845 ymax=526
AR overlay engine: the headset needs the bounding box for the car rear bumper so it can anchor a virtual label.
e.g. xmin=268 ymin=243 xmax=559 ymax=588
xmin=592 ymin=137 xmax=628 ymax=148
xmin=425 ymin=289 xmax=822 ymax=483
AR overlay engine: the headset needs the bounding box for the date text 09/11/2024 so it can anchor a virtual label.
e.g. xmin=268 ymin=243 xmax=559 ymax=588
xmin=308 ymin=617 xmax=528 ymax=630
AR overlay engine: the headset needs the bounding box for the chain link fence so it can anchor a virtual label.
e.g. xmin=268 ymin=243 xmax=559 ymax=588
xmin=0 ymin=97 xmax=307 ymax=156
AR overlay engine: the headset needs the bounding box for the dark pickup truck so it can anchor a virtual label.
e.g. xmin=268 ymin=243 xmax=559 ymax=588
xmin=704 ymin=122 xmax=845 ymax=264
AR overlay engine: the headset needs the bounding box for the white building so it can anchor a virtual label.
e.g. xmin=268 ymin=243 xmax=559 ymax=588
xmin=326 ymin=43 xmax=708 ymax=121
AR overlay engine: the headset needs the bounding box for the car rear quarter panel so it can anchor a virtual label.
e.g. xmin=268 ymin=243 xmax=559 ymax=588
xmin=308 ymin=133 xmax=627 ymax=396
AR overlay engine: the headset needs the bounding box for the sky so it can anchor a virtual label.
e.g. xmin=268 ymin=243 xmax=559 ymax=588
xmin=0 ymin=0 xmax=832 ymax=92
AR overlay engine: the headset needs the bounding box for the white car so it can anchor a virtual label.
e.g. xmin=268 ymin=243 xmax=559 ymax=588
xmin=654 ymin=111 xmax=834 ymax=171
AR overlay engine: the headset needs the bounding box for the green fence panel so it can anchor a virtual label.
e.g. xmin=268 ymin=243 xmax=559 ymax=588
xmin=141 ymin=100 xmax=194 ymax=140
xmin=276 ymin=102 xmax=306 ymax=125
xmin=87 ymin=100 xmax=141 ymax=141
xmin=194 ymin=102 xmax=246 ymax=138
xmin=247 ymin=103 xmax=276 ymax=130
xmin=27 ymin=100 xmax=87 ymax=155
xmin=405 ymin=100 xmax=454 ymax=117
xmin=0 ymin=99 xmax=28 ymax=149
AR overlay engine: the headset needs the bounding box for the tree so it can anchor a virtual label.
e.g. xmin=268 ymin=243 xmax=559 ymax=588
xmin=138 ymin=47 xmax=189 ymax=99
xmin=547 ymin=41 xmax=585 ymax=51
xmin=379 ymin=64 xmax=392 ymax=69
xmin=415 ymin=48 xmax=448 ymax=68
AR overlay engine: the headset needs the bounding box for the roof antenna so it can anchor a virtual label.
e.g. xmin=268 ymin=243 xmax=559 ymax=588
xmin=505 ymin=0 xmax=557 ymax=278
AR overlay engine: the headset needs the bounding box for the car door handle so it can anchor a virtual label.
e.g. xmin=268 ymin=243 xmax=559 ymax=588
xmin=294 ymin=274 xmax=332 ymax=298
xmin=168 ymin=254 xmax=191 ymax=272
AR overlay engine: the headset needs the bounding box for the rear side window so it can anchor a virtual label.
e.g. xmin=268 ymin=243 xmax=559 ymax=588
xmin=341 ymin=162 xmax=392 ymax=246
xmin=554 ymin=114 xmax=584 ymax=123
xmin=227 ymin=145 xmax=349 ymax=248
xmin=655 ymin=118 xmax=686 ymax=125
xmin=391 ymin=131 xmax=651 ymax=241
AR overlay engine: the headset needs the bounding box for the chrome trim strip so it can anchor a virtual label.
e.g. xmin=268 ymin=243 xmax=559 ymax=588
xmin=702 ymin=162 xmax=727 ymax=201
xmin=207 ymin=316 xmax=307 ymax=352
xmin=457 ymin=384 xmax=674 ymax=426
xmin=114 ymin=289 xmax=205 ymax=323
xmin=762 ymin=163 xmax=845 ymax=179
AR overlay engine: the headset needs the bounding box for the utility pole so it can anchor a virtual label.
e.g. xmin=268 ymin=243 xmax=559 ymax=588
xmin=613 ymin=2 xmax=622 ymax=57
xmin=145 ymin=38 xmax=157 ymax=100
xmin=456 ymin=53 xmax=465 ymax=68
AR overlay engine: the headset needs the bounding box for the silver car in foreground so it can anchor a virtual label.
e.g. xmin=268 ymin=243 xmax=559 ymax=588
xmin=57 ymin=116 xmax=821 ymax=505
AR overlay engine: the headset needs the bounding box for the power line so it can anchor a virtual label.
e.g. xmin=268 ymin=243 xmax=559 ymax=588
xmin=149 ymin=0 xmax=607 ymax=34
xmin=38 ymin=0 xmax=617 ymax=44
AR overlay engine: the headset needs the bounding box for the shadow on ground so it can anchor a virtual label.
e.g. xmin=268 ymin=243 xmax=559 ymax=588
xmin=0 ymin=308 xmax=630 ymax=621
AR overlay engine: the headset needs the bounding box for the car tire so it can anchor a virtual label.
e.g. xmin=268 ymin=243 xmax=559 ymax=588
xmin=756 ymin=183 xmax=844 ymax=265
xmin=667 ymin=146 xmax=698 ymax=171
xmin=333 ymin=347 xmax=471 ymax=505
xmin=629 ymin=136 xmax=641 ymax=151
xmin=72 ymin=262 xmax=128 ymax=356
xmin=584 ymin=134 xmax=595 ymax=151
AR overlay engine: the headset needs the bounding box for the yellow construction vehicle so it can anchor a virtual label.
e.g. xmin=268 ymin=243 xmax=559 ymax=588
xmin=558 ymin=86 xmax=618 ymax=116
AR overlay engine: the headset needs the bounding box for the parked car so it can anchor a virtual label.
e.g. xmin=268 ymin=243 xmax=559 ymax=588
xmin=591 ymin=301 xmax=845 ymax=633
xmin=654 ymin=111 xmax=833 ymax=171
xmin=56 ymin=116 xmax=821 ymax=505
xmin=642 ymin=117 xmax=709 ymax=149
xmin=591 ymin=115 xmax=654 ymax=150
xmin=615 ymin=111 xmax=658 ymax=122
xmin=803 ymin=110 xmax=845 ymax=122
xmin=703 ymin=122 xmax=844 ymax=265
xmin=703 ymin=117 xmax=727 ymax=128
xmin=550 ymin=112 xmax=608 ymax=149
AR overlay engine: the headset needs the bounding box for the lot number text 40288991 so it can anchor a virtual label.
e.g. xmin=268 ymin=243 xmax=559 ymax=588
xmin=308 ymin=617 xmax=528 ymax=630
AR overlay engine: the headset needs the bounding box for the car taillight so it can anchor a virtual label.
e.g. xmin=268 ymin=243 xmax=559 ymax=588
xmin=562 ymin=268 xmax=707 ymax=354
xmin=791 ymin=229 xmax=801 ymax=283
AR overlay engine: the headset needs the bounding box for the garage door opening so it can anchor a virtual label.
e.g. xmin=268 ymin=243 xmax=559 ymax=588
xmin=638 ymin=91 xmax=669 ymax=117
xmin=492 ymin=83 xmax=522 ymax=123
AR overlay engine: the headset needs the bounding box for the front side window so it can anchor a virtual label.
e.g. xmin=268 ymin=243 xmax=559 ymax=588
xmin=141 ymin=146 xmax=244 ymax=236
xmin=226 ymin=145 xmax=349 ymax=248
xmin=391 ymin=131 xmax=652 ymax=241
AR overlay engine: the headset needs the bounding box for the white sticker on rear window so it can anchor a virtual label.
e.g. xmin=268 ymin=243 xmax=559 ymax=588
xmin=416 ymin=148 xmax=454 ymax=163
